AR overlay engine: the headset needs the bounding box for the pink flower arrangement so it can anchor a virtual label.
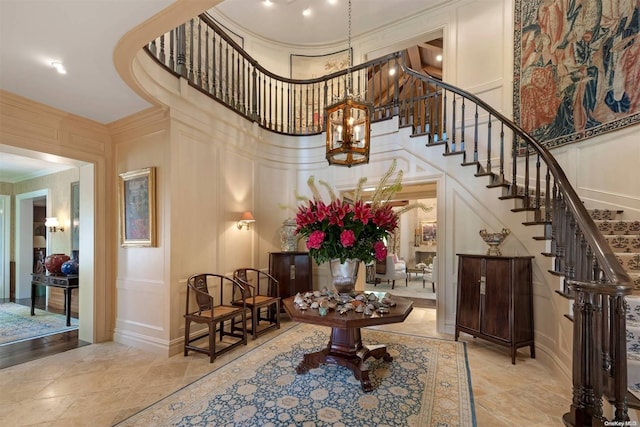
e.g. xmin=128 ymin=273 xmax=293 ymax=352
xmin=295 ymin=199 xmax=397 ymax=264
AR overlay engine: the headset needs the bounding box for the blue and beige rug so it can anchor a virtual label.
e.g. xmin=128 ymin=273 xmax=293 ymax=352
xmin=118 ymin=324 xmax=475 ymax=426
xmin=0 ymin=302 xmax=78 ymax=346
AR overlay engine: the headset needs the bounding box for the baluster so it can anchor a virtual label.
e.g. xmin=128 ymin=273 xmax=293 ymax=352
xmin=196 ymin=18 xmax=202 ymax=87
xmin=441 ymin=90 xmax=448 ymax=143
xmin=231 ymin=50 xmax=236 ymax=108
xmin=287 ymin=84 xmax=292 ymax=133
xmin=251 ymin=67 xmax=257 ymax=121
xmin=203 ymin=27 xmax=209 ymax=93
xmin=277 ymin=82 xmax=283 ymax=132
xmin=510 ymin=135 xmax=518 ymax=197
xmin=217 ymin=37 xmax=223 ymax=99
xmin=211 ymin=31 xmax=216 ymax=96
xmin=268 ymin=77 xmax=273 ymax=130
xmin=545 ymin=167 xmax=552 ymax=223
xmin=188 ymin=19 xmax=194 ymax=82
xmin=534 ymin=154 xmax=542 ymax=222
xmin=304 ymin=81 xmax=309 ymax=133
xmin=566 ymin=216 xmax=577 ymax=285
xmin=449 ymin=95 xmax=457 ymax=153
xmin=224 ymin=42 xmax=230 ymax=103
xmin=473 ymin=105 xmax=479 ymax=162
xmin=159 ymin=35 xmax=165 ymax=64
xmin=498 ymin=123 xmax=505 ymax=182
xmin=460 ymin=98 xmax=466 ymax=152
xmin=315 ymin=84 xmax=321 ymax=133
xmin=486 ymin=115 xmax=492 ymax=174
xmin=432 ymin=89 xmax=440 ymax=142
xmin=169 ymin=29 xmax=175 ymax=71
xmin=262 ymin=74 xmax=267 ymax=127
xmin=176 ymin=24 xmax=187 ymax=78
xmin=393 ymin=54 xmax=399 ymax=114
xmin=322 ymin=80 xmax=328 ymax=133
xmin=522 ymin=145 xmax=530 ymax=208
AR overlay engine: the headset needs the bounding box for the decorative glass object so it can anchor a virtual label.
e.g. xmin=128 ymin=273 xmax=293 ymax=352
xmin=479 ymin=228 xmax=511 ymax=256
xmin=279 ymin=218 xmax=298 ymax=251
xmin=329 ymin=258 xmax=360 ymax=300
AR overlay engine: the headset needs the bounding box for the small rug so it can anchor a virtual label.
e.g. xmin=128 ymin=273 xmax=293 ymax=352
xmin=117 ymin=324 xmax=475 ymax=426
xmin=0 ymin=302 xmax=78 ymax=346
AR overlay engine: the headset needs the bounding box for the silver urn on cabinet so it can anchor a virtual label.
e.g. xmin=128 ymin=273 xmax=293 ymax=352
xmin=479 ymin=228 xmax=510 ymax=256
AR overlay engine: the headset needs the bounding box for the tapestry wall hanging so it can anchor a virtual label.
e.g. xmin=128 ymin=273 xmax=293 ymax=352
xmin=513 ymin=0 xmax=640 ymax=149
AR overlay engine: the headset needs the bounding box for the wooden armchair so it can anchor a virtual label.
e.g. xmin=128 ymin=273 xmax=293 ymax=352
xmin=184 ymin=273 xmax=248 ymax=362
xmin=233 ymin=268 xmax=281 ymax=339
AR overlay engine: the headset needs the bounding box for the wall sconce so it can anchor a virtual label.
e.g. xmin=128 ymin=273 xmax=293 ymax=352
xmin=45 ymin=217 xmax=64 ymax=232
xmin=237 ymin=212 xmax=255 ymax=230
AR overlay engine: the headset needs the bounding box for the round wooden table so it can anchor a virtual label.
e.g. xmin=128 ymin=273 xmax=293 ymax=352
xmin=282 ymin=293 xmax=413 ymax=392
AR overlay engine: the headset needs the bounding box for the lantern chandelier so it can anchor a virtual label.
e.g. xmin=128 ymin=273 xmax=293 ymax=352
xmin=325 ymin=0 xmax=372 ymax=167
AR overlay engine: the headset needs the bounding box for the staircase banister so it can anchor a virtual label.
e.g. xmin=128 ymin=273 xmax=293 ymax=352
xmin=568 ymin=279 xmax=632 ymax=296
xmin=401 ymin=64 xmax=632 ymax=288
xmin=199 ymin=12 xmax=403 ymax=86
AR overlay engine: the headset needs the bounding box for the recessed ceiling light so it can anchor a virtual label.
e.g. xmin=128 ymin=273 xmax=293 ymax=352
xmin=302 ymin=7 xmax=311 ymax=17
xmin=436 ymin=54 xmax=443 ymax=62
xmin=51 ymin=61 xmax=66 ymax=74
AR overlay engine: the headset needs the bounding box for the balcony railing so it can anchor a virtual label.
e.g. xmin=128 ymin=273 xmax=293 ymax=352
xmin=146 ymin=13 xmax=634 ymax=426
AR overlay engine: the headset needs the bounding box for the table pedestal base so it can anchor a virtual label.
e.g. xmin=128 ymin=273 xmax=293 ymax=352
xmin=295 ymin=327 xmax=392 ymax=392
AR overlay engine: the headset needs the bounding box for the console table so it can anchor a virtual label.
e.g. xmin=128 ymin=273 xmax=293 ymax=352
xmin=31 ymin=273 xmax=78 ymax=326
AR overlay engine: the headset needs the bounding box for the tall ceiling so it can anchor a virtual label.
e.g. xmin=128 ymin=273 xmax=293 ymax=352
xmin=0 ymin=0 xmax=441 ymax=182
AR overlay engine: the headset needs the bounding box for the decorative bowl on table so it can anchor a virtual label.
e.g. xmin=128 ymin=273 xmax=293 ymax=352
xmin=479 ymin=228 xmax=510 ymax=256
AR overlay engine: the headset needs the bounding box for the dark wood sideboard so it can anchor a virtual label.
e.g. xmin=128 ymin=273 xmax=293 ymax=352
xmin=269 ymin=252 xmax=312 ymax=300
xmin=455 ymin=254 xmax=534 ymax=364
xmin=31 ymin=273 xmax=78 ymax=327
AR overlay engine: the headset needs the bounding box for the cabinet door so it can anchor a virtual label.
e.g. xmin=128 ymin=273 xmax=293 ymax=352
xmin=456 ymin=256 xmax=483 ymax=333
xmin=292 ymin=255 xmax=311 ymax=294
xmin=482 ymin=258 xmax=511 ymax=341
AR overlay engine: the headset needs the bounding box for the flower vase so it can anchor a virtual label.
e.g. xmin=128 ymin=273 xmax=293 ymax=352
xmin=44 ymin=253 xmax=70 ymax=274
xmin=61 ymin=250 xmax=79 ymax=275
xmin=279 ymin=218 xmax=298 ymax=252
xmin=329 ymin=258 xmax=360 ymax=301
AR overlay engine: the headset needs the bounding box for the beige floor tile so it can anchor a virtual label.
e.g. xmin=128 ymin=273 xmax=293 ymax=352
xmin=0 ymin=307 xmax=572 ymax=426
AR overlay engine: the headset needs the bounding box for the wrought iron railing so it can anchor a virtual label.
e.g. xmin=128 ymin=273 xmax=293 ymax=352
xmin=146 ymin=13 xmax=634 ymax=426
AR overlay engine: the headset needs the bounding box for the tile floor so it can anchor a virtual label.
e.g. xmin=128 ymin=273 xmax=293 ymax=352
xmin=0 ymin=308 xmax=570 ymax=426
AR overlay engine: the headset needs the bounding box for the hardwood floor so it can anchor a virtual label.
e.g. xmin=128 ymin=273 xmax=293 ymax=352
xmin=0 ymin=297 xmax=87 ymax=370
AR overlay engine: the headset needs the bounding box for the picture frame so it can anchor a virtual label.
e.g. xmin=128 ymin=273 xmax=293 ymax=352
xmin=421 ymin=221 xmax=437 ymax=244
xmin=119 ymin=167 xmax=156 ymax=247
xmin=71 ymin=181 xmax=79 ymax=251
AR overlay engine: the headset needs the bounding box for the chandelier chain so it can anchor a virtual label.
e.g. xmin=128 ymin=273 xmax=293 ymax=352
xmin=347 ymin=0 xmax=352 ymax=94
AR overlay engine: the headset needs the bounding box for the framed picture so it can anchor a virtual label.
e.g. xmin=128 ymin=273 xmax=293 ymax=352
xmin=71 ymin=181 xmax=79 ymax=251
xmin=119 ymin=167 xmax=156 ymax=247
xmin=421 ymin=221 xmax=437 ymax=244
xmin=513 ymin=0 xmax=640 ymax=150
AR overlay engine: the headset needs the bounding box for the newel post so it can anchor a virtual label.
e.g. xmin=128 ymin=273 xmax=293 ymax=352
xmin=564 ymin=286 xmax=605 ymax=427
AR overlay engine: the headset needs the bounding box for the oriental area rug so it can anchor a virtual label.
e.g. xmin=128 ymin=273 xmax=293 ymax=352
xmin=0 ymin=302 xmax=78 ymax=346
xmin=117 ymin=324 xmax=476 ymax=426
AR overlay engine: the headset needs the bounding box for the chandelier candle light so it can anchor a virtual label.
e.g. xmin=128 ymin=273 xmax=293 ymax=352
xmin=325 ymin=0 xmax=372 ymax=167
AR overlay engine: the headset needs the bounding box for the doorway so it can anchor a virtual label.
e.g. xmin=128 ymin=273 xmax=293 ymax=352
xmin=1 ymin=147 xmax=95 ymax=351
